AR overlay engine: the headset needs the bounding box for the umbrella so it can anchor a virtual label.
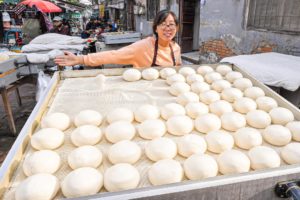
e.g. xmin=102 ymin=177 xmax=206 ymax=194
xmin=20 ymin=0 xmax=62 ymax=13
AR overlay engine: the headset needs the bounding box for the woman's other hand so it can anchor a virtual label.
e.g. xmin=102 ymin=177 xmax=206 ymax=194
xmin=54 ymin=51 xmax=83 ymax=66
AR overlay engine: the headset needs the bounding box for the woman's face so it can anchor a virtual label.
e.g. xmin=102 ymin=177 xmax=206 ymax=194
xmin=156 ymin=14 xmax=177 ymax=42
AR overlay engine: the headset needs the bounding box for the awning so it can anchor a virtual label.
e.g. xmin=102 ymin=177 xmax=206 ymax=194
xmin=107 ymin=0 xmax=124 ymax=9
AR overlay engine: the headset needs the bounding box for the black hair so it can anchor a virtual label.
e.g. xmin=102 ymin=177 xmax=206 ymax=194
xmin=152 ymin=10 xmax=179 ymax=38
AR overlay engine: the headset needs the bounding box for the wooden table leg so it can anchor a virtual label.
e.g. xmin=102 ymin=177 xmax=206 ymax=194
xmin=15 ymin=87 xmax=22 ymax=106
xmin=1 ymin=88 xmax=17 ymax=136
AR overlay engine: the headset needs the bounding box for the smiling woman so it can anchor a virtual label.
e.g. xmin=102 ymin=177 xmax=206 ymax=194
xmin=54 ymin=10 xmax=182 ymax=68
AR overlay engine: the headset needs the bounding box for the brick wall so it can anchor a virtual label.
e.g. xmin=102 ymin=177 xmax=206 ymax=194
xmin=252 ymin=43 xmax=277 ymax=54
xmin=200 ymin=39 xmax=236 ymax=59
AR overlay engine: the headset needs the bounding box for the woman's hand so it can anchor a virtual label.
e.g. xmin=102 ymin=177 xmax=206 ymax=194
xmin=54 ymin=51 xmax=83 ymax=66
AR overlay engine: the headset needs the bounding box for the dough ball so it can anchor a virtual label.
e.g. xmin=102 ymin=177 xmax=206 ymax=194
xmin=138 ymin=119 xmax=166 ymax=139
xmin=166 ymin=73 xmax=185 ymax=85
xmin=160 ymin=67 xmax=176 ymax=79
xmin=221 ymin=112 xmax=246 ymax=132
xmin=186 ymin=74 xmax=204 ymax=85
xmin=108 ymin=140 xmax=141 ymax=164
xmin=199 ymin=90 xmax=220 ymax=105
xmin=15 ymin=174 xmax=59 ymax=200
xmin=167 ymin=115 xmax=194 ymax=136
xmin=123 ymin=69 xmax=141 ymax=82
xmin=256 ymin=96 xmax=278 ymax=112
xmin=211 ymin=79 xmax=231 ymax=92
xmin=209 ymin=100 xmax=233 ymax=116
xmin=269 ymin=107 xmax=294 ymax=125
xmin=184 ymin=154 xmax=218 ymax=180
xmin=204 ymin=72 xmax=223 ymax=84
xmin=105 ymin=121 xmax=136 ymax=143
xmin=225 ymin=71 xmax=243 ymax=83
xmin=169 ymin=82 xmax=190 ymax=96
xmin=68 ymin=145 xmax=103 ymax=169
xmin=41 ymin=112 xmax=70 ymax=131
xmin=246 ymin=110 xmax=271 ymax=129
xmin=177 ymin=134 xmax=207 ymax=157
xmin=145 ymin=137 xmax=177 ymax=161
xmin=286 ymin=121 xmax=300 ymax=141
xmin=221 ymin=88 xmax=243 ymax=103
xmin=178 ymin=67 xmax=196 ymax=77
xmin=148 ymin=159 xmax=183 ymax=186
xmin=23 ymin=150 xmax=61 ymax=177
xmin=74 ymin=110 xmax=103 ymax=127
xmin=142 ymin=68 xmax=159 ymax=80
xmin=244 ymin=87 xmax=265 ymax=100
xmin=205 ymin=130 xmax=234 ymax=153
xmin=217 ymin=150 xmax=250 ymax=175
xmin=233 ymin=78 xmax=253 ymax=91
xmin=96 ymin=74 xmax=106 ymax=84
xmin=234 ymin=127 xmax=262 ymax=150
xmin=195 ymin=113 xmax=221 ymax=134
xmin=71 ymin=125 xmax=102 ymax=147
xmin=216 ymin=64 xmax=232 ymax=76
xmin=263 ymin=125 xmax=292 ymax=146
xmin=281 ymin=142 xmax=300 ymax=164
xmin=176 ymin=92 xmax=199 ymax=106
xmin=104 ymin=163 xmax=140 ymax=192
xmin=106 ymin=107 xmax=134 ymax=124
xmin=161 ymin=103 xmax=186 ymax=120
xmin=191 ymin=81 xmax=210 ymax=94
xmin=233 ymin=97 xmax=257 ymax=114
xmin=61 ymin=167 xmax=103 ymax=198
xmin=185 ymin=102 xmax=209 ymax=119
xmin=248 ymin=146 xmax=280 ymax=170
xmin=31 ymin=128 xmax=64 ymax=150
xmin=134 ymin=104 xmax=160 ymax=122
xmin=197 ymin=65 xmax=214 ymax=76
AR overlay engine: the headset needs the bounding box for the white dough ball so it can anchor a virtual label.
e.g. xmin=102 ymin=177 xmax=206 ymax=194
xmin=233 ymin=97 xmax=257 ymax=114
xmin=71 ymin=125 xmax=102 ymax=147
xmin=248 ymin=146 xmax=280 ymax=170
xmin=169 ymin=82 xmax=190 ymax=96
xmin=269 ymin=107 xmax=294 ymax=125
xmin=145 ymin=137 xmax=177 ymax=161
xmin=160 ymin=68 xmax=176 ymax=79
xmin=221 ymin=88 xmax=243 ymax=103
xmin=41 ymin=112 xmax=70 ymax=131
xmin=123 ymin=69 xmax=141 ymax=82
xmin=161 ymin=103 xmax=186 ymax=120
xmin=134 ymin=104 xmax=160 ymax=122
xmin=138 ymin=119 xmax=166 ymax=139
xmin=216 ymin=64 xmax=232 ymax=76
xmin=178 ymin=67 xmax=196 ymax=77
xmin=186 ymin=74 xmax=204 ymax=85
xmin=233 ymin=78 xmax=253 ymax=91
xmin=68 ymin=145 xmax=103 ymax=169
xmin=15 ymin=174 xmax=59 ymax=200
xmin=108 ymin=140 xmax=141 ymax=164
xmin=244 ymin=87 xmax=265 ymax=100
xmin=184 ymin=154 xmax=218 ymax=180
xmin=199 ymin=90 xmax=220 ymax=105
xmin=205 ymin=130 xmax=234 ymax=153
xmin=234 ymin=127 xmax=262 ymax=150
xmin=176 ymin=92 xmax=199 ymax=106
xmin=211 ymin=79 xmax=231 ymax=92
xmin=177 ymin=134 xmax=207 ymax=157
xmin=195 ymin=113 xmax=221 ymax=134
xmin=61 ymin=167 xmax=103 ymax=198
xmin=106 ymin=107 xmax=134 ymax=124
xmin=209 ymin=100 xmax=233 ymax=116
xmin=197 ymin=65 xmax=214 ymax=76
xmin=166 ymin=73 xmax=185 ymax=85
xmin=74 ymin=110 xmax=103 ymax=127
xmin=167 ymin=115 xmax=194 ymax=136
xmin=148 ymin=159 xmax=183 ymax=186
xmin=105 ymin=121 xmax=136 ymax=143
xmin=286 ymin=121 xmax=300 ymax=141
xmin=263 ymin=125 xmax=292 ymax=146
xmin=104 ymin=163 xmax=140 ymax=192
xmin=185 ymin=102 xmax=209 ymax=119
xmin=221 ymin=112 xmax=246 ymax=132
xmin=31 ymin=128 xmax=64 ymax=150
xmin=225 ymin=71 xmax=243 ymax=83
xmin=204 ymin=72 xmax=223 ymax=84
xmin=142 ymin=68 xmax=159 ymax=80
xmin=23 ymin=150 xmax=61 ymax=176
xmin=191 ymin=81 xmax=210 ymax=94
xmin=246 ymin=110 xmax=271 ymax=129
xmin=217 ymin=150 xmax=250 ymax=175
xmin=281 ymin=142 xmax=300 ymax=164
xmin=256 ymin=96 xmax=278 ymax=112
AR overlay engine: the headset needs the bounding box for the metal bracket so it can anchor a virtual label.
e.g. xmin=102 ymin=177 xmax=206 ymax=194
xmin=275 ymin=180 xmax=300 ymax=199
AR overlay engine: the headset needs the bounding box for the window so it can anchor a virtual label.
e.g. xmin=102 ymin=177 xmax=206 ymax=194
xmin=247 ymin=0 xmax=300 ymax=34
xmin=147 ymin=0 xmax=160 ymax=21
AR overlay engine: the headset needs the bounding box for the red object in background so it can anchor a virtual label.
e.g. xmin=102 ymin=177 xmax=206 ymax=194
xmin=19 ymin=0 xmax=62 ymax=13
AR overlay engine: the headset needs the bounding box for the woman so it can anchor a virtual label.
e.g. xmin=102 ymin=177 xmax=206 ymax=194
xmin=54 ymin=10 xmax=181 ymax=68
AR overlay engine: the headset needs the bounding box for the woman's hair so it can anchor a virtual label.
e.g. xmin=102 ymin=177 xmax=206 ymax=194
xmin=152 ymin=9 xmax=179 ymax=38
